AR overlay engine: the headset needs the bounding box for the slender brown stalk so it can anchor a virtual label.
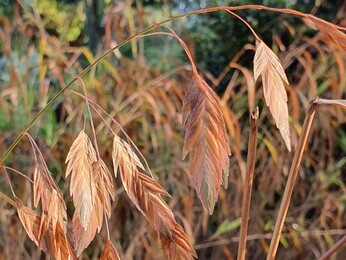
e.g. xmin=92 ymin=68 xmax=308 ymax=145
xmin=267 ymin=97 xmax=346 ymax=259
xmin=194 ymin=229 xmax=346 ymax=250
xmin=319 ymin=235 xmax=346 ymax=260
xmin=78 ymin=78 xmax=101 ymax=158
xmin=226 ymin=10 xmax=261 ymax=41
xmin=314 ymin=98 xmax=346 ymax=108
xmin=267 ymin=98 xmax=318 ymax=259
xmin=3 ymin=166 xmax=33 ymax=184
xmin=2 ymin=167 xmax=15 ymax=197
xmin=237 ymin=107 xmax=259 ymax=260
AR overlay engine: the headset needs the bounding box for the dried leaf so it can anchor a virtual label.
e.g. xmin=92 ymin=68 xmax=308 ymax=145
xmin=100 ymin=240 xmax=120 ymax=260
xmin=65 ymin=130 xmax=97 ymax=229
xmin=182 ymin=73 xmax=230 ymax=214
xmin=254 ymin=40 xmax=291 ymax=151
xmin=112 ymin=135 xmax=196 ymax=259
xmin=308 ymin=16 xmax=346 ymax=52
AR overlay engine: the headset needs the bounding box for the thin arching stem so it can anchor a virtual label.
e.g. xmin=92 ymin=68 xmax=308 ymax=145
xmin=161 ymin=26 xmax=198 ymax=74
xmin=2 ymin=167 xmax=15 ymax=197
xmin=68 ymin=90 xmax=156 ymax=177
xmin=226 ymin=10 xmax=261 ymax=41
xmin=3 ymin=166 xmax=33 ymax=184
xmin=135 ymin=29 xmax=197 ymax=73
xmin=77 ymin=78 xmax=101 ymax=159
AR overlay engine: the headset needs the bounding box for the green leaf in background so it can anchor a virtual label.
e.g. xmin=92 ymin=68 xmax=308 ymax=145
xmin=215 ymin=218 xmax=241 ymax=236
xmin=39 ymin=110 xmax=58 ymax=146
xmin=265 ymin=220 xmax=290 ymax=248
xmin=279 ymin=235 xmax=289 ymax=249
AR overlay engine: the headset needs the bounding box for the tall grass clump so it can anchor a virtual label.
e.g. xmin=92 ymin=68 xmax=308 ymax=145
xmin=0 ymin=2 xmax=345 ymax=259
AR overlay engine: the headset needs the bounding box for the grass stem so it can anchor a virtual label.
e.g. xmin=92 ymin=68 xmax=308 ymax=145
xmin=237 ymin=107 xmax=259 ymax=260
xmin=318 ymin=235 xmax=346 ymax=260
xmin=267 ymin=97 xmax=346 ymax=259
xmin=267 ymin=98 xmax=318 ymax=259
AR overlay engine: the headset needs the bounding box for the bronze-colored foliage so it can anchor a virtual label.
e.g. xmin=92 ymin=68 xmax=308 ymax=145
xmin=182 ymin=73 xmax=230 ymax=214
xmin=254 ymin=40 xmax=291 ymax=151
xmin=2 ymin=2 xmax=346 ymax=259
xmin=112 ymin=135 xmax=196 ymax=259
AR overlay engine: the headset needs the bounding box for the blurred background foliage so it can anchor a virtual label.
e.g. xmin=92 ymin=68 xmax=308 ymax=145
xmin=0 ymin=0 xmax=345 ymax=259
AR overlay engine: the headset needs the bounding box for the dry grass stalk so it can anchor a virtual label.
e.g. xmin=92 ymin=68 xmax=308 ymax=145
xmin=100 ymin=240 xmax=120 ymax=260
xmin=112 ymin=135 xmax=196 ymax=259
xmin=237 ymin=107 xmax=259 ymax=260
xmin=267 ymin=100 xmax=317 ymax=259
xmin=182 ymin=73 xmax=230 ymax=214
xmin=254 ymin=40 xmax=291 ymax=151
xmin=268 ymin=98 xmax=346 ymax=259
xmin=319 ymin=235 xmax=346 ymax=260
xmin=3 ymin=4 xmax=346 ymax=259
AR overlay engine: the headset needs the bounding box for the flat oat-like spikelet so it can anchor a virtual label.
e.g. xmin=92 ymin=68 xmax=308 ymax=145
xmin=254 ymin=40 xmax=291 ymax=151
xmin=112 ymin=135 xmax=196 ymax=259
xmin=100 ymin=240 xmax=120 ymax=260
xmin=93 ymin=160 xmax=115 ymax=218
xmin=65 ymin=130 xmax=97 ymax=230
xmin=15 ymin=197 xmax=76 ymax=259
xmin=308 ymin=16 xmax=346 ymax=52
xmin=72 ymin=195 xmax=103 ymax=256
xmin=160 ymin=223 xmax=197 ymax=260
xmin=182 ymin=73 xmax=230 ymax=214
xmin=73 ymin=159 xmax=114 ymax=256
xmin=33 ymin=157 xmax=67 ymax=238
